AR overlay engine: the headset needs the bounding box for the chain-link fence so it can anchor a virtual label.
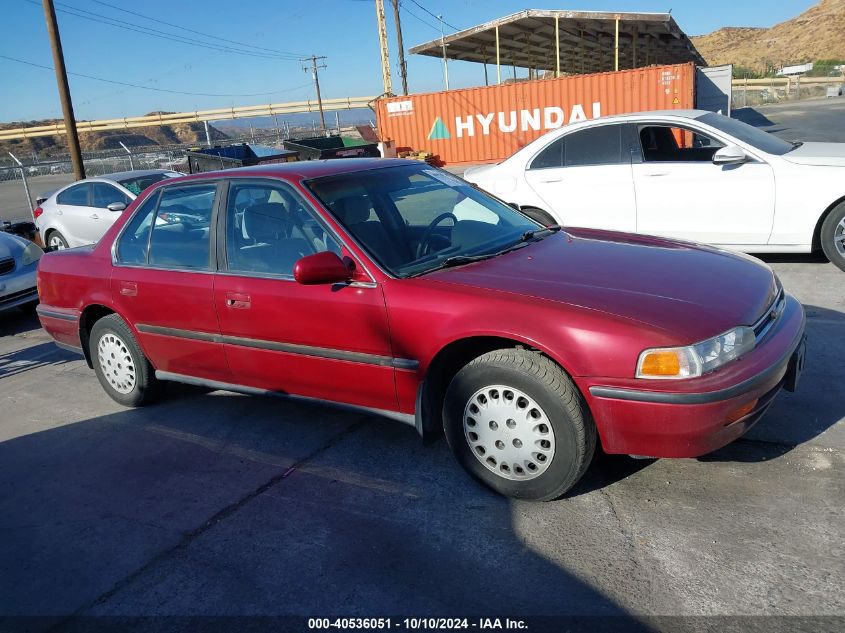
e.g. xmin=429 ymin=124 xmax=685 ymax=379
xmin=731 ymin=78 xmax=844 ymax=109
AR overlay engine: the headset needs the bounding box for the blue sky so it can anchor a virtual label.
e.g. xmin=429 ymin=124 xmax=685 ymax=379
xmin=0 ymin=0 xmax=816 ymax=123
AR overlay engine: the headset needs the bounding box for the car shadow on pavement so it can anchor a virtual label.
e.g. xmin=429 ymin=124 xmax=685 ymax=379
xmin=0 ymin=390 xmax=653 ymax=632
xmin=731 ymin=107 xmax=777 ymax=129
xmin=701 ymin=303 xmax=844 ymax=463
xmin=0 ymin=341 xmax=79 ymax=379
xmin=0 ymin=310 xmax=42 ymax=337
xmin=755 ymin=251 xmax=831 ymax=265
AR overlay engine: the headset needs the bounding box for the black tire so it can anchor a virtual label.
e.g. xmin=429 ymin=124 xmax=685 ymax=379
xmin=89 ymin=314 xmax=161 ymax=407
xmin=45 ymin=229 xmax=69 ymax=250
xmin=820 ymin=201 xmax=845 ymax=273
xmin=520 ymin=206 xmax=558 ymax=228
xmin=443 ymin=348 xmax=596 ymax=501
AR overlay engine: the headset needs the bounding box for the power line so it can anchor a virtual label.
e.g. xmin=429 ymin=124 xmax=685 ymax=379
xmin=405 ymin=0 xmax=459 ymax=31
xmin=89 ymin=0 xmax=305 ymax=58
xmin=400 ymin=2 xmax=441 ymax=33
xmin=20 ymin=0 xmax=300 ymax=61
xmin=0 ymin=54 xmax=312 ymax=97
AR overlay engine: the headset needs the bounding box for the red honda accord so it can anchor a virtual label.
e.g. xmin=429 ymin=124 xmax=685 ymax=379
xmin=36 ymin=159 xmax=806 ymax=500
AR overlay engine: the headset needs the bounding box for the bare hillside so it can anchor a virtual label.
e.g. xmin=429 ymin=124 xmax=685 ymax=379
xmin=691 ymin=0 xmax=845 ymax=71
xmin=0 ymin=115 xmax=227 ymax=158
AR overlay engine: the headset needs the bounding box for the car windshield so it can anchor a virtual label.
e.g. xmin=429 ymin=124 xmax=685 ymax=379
xmin=117 ymin=173 xmax=178 ymax=196
xmin=696 ymin=112 xmax=796 ymax=155
xmin=306 ymin=164 xmax=543 ymax=277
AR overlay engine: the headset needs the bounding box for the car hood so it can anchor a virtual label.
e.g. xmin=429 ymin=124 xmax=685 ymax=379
xmin=0 ymin=233 xmax=26 ymax=260
xmin=427 ymin=229 xmax=778 ymax=343
xmin=782 ymin=142 xmax=845 ymax=166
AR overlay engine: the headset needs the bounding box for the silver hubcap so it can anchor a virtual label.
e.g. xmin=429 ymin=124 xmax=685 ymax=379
xmin=49 ymin=235 xmax=65 ymax=249
xmin=835 ymin=217 xmax=845 ymax=257
xmin=463 ymin=385 xmax=556 ymax=481
xmin=97 ymin=333 xmax=136 ymax=394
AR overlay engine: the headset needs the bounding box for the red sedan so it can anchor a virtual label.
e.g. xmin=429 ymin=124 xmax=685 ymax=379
xmin=36 ymin=159 xmax=806 ymax=500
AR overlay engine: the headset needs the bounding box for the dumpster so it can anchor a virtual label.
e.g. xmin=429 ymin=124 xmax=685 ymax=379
xmin=282 ymin=136 xmax=380 ymax=160
xmin=186 ymin=143 xmax=299 ymax=174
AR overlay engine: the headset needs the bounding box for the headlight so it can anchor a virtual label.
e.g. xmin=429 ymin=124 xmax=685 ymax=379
xmin=636 ymin=326 xmax=756 ymax=379
xmin=21 ymin=242 xmax=43 ymax=267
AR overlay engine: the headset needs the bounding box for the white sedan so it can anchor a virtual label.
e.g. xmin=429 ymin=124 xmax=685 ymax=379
xmin=35 ymin=169 xmax=180 ymax=249
xmin=463 ymin=109 xmax=845 ymax=272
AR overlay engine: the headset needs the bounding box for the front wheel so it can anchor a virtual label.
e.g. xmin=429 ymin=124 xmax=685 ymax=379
xmin=820 ymin=202 xmax=845 ymax=272
xmin=443 ymin=349 xmax=595 ymax=501
xmin=89 ymin=314 xmax=161 ymax=407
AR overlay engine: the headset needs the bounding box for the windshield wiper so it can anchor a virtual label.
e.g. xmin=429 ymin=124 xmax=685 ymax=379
xmin=519 ymin=224 xmax=562 ymax=242
xmin=439 ymin=253 xmax=500 ymax=268
xmin=789 ymin=141 xmax=804 ymax=151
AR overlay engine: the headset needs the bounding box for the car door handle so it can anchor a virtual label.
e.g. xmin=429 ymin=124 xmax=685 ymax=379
xmin=225 ymin=293 xmax=251 ymax=309
xmin=540 ymin=178 xmax=563 ymax=183
xmin=90 ymin=213 xmax=99 ymax=219
xmin=644 ymin=171 xmax=669 ymax=177
xmin=119 ymin=281 xmax=137 ymax=296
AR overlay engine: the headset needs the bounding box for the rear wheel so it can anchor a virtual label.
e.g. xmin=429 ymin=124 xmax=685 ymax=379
xmin=820 ymin=202 xmax=845 ymax=272
xmin=46 ymin=230 xmax=69 ymax=250
xmin=89 ymin=314 xmax=161 ymax=407
xmin=443 ymin=348 xmax=595 ymax=501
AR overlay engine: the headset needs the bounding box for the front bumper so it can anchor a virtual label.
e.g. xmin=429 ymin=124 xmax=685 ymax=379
xmin=582 ymin=292 xmax=806 ymax=458
xmin=0 ymin=265 xmax=38 ymax=312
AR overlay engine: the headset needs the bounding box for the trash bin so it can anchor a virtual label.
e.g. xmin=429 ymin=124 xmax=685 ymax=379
xmin=282 ymin=136 xmax=380 ymax=160
xmin=186 ymin=143 xmax=299 ymax=174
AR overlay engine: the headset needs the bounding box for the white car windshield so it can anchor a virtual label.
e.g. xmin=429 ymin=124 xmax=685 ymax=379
xmin=697 ymin=112 xmax=796 ymax=156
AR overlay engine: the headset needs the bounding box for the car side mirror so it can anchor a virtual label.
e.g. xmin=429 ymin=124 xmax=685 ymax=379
xmin=293 ymin=251 xmax=352 ymax=285
xmin=712 ymin=145 xmax=748 ymax=165
xmin=107 ymin=202 xmax=127 ymax=212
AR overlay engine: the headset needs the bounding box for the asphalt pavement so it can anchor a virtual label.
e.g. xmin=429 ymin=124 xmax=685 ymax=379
xmin=1 ymin=97 xmax=844 ymax=631
xmin=0 ymin=254 xmax=842 ymax=631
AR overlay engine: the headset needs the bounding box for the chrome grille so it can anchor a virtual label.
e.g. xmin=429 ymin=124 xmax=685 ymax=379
xmin=752 ymin=288 xmax=785 ymax=343
xmin=0 ymin=257 xmax=14 ymax=276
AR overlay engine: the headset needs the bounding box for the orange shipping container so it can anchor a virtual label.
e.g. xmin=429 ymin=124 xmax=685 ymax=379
xmin=375 ymin=63 xmax=695 ymax=166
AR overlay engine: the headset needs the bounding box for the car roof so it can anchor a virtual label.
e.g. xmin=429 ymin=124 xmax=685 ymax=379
xmin=93 ymin=168 xmax=178 ymax=181
xmin=167 ymin=158 xmax=422 ymax=183
xmin=577 ymin=109 xmax=713 ymax=125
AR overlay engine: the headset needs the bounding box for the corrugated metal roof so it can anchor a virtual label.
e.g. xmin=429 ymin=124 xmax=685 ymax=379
xmin=408 ymin=9 xmax=705 ymax=75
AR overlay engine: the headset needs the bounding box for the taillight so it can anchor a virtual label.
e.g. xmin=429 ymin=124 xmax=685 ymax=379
xmin=33 ymin=206 xmax=43 ymax=219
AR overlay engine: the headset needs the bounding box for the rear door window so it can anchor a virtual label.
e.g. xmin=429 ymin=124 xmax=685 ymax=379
xmin=565 ymin=125 xmax=624 ymax=166
xmin=148 ymin=184 xmax=217 ymax=270
xmin=530 ymin=137 xmax=565 ymax=169
xmin=115 ymin=192 xmax=160 ymax=265
xmin=56 ymin=183 xmax=90 ymax=206
xmin=528 ymin=125 xmax=625 ymax=169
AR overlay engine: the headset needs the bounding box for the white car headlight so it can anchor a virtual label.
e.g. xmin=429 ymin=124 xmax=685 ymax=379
xmin=21 ymin=242 xmax=44 ymax=267
xmin=636 ymin=326 xmax=756 ymax=379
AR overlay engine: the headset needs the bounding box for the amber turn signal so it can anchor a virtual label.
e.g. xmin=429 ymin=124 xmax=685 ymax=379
xmin=638 ymin=351 xmax=682 ymax=376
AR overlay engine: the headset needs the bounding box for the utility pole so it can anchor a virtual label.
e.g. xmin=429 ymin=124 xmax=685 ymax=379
xmin=374 ymin=0 xmax=393 ymax=95
xmin=390 ymin=0 xmax=408 ymax=95
xmin=301 ymin=55 xmax=327 ymax=134
xmin=438 ymin=14 xmax=449 ymax=90
xmin=42 ymin=0 xmax=85 ymax=180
